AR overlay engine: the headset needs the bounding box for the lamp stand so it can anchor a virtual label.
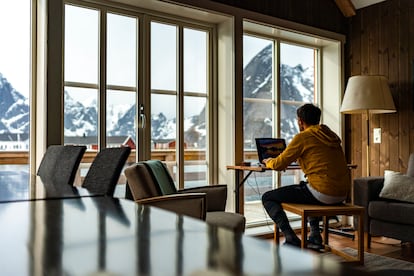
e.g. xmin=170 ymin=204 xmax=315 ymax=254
xmin=366 ymin=110 xmax=371 ymax=177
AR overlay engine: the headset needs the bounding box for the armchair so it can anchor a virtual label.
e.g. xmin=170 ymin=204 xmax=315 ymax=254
xmin=354 ymin=153 xmax=414 ymax=247
xmin=124 ymin=162 xmax=206 ymax=220
xmin=125 ymin=160 xmax=245 ymax=232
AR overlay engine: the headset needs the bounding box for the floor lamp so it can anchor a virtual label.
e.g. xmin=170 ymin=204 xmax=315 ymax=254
xmin=340 ymin=75 xmax=396 ymax=176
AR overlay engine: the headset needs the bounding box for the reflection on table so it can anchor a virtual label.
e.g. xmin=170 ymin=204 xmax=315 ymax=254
xmin=0 ymin=170 xmax=121 ymax=202
xmin=0 ymin=196 xmax=353 ymax=275
xmin=0 ymin=170 xmax=31 ymax=201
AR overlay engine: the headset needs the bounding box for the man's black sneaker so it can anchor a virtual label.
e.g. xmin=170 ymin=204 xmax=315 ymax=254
xmin=307 ymin=235 xmax=324 ymax=250
xmin=283 ymin=238 xmax=301 ymax=248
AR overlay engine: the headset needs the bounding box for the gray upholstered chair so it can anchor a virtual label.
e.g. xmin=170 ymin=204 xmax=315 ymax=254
xmin=82 ymin=147 xmax=131 ymax=196
xmin=125 ymin=162 xmax=206 ymax=220
xmin=125 ymin=160 xmax=246 ymax=232
xmin=37 ymin=145 xmax=86 ymax=186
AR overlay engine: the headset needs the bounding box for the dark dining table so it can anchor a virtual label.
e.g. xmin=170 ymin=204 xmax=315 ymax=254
xmin=0 ymin=169 xmax=362 ymax=275
xmin=0 ymin=196 xmax=360 ymax=275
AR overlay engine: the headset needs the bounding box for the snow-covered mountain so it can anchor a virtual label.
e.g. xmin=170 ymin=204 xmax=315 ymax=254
xmin=243 ymin=44 xmax=314 ymax=147
xmin=0 ymin=45 xmax=313 ymax=148
xmin=0 ymin=73 xmax=29 ymax=134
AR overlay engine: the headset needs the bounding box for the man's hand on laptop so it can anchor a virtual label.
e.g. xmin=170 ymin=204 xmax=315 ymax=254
xmin=261 ymin=158 xmax=271 ymax=166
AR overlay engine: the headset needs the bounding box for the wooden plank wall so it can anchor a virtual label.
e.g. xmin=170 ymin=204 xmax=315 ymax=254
xmin=345 ymin=0 xmax=414 ymax=177
xmin=211 ymin=0 xmax=348 ymax=35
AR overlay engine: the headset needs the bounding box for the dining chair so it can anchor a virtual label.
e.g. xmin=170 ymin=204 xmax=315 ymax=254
xmin=82 ymin=146 xmax=131 ymax=196
xmin=37 ymin=145 xmax=87 ymax=186
xmin=125 ymin=160 xmax=246 ymax=232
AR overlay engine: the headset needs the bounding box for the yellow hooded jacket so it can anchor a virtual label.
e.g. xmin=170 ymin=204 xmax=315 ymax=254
xmin=265 ymin=124 xmax=350 ymax=197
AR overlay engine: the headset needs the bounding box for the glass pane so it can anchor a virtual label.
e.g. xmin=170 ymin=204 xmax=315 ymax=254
xmin=280 ymin=43 xmax=315 ymax=102
xmin=106 ymin=90 xmax=136 ymax=147
xmin=183 ymin=163 xmax=207 ymax=188
xmin=151 ymin=93 xmax=176 ymax=184
xmin=107 ymin=13 xmax=137 ymax=87
xmin=184 ymin=96 xmax=206 ymax=150
xmin=280 ymin=43 xmax=316 ymax=143
xmin=64 ymin=87 xmax=98 ymax=147
xmin=151 ymin=93 xmax=176 ymax=151
xmin=64 ymin=5 xmax=99 ymax=84
xmin=243 ymin=101 xmax=273 ymax=152
xmin=243 ymin=35 xmax=274 ymax=211
xmin=0 ymin=1 xmax=30 ymax=173
xmin=184 ymin=28 xmax=207 ymax=94
xmin=243 ymin=34 xmax=275 ymax=218
xmin=183 ymin=96 xmax=207 ymax=187
xmin=243 ymin=35 xmax=273 ymax=99
xmin=151 ymin=22 xmax=177 ymax=91
xmin=280 ymin=102 xmax=300 ymax=143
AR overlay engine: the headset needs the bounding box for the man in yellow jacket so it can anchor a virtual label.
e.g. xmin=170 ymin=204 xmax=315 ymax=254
xmin=262 ymin=103 xmax=350 ymax=249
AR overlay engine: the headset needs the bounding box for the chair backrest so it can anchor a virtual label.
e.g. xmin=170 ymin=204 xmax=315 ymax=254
xmin=124 ymin=163 xmax=163 ymax=200
xmin=143 ymin=160 xmax=177 ymax=195
xmin=82 ymin=147 xmax=131 ymax=196
xmin=407 ymin=153 xmax=414 ymax=177
xmin=37 ymin=145 xmax=86 ymax=186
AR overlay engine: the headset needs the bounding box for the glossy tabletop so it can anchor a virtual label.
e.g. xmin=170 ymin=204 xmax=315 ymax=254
xmin=0 ymin=170 xmax=111 ymax=202
xmin=0 ymin=196 xmax=356 ymax=275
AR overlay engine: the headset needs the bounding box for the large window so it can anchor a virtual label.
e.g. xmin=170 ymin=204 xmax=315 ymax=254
xmin=63 ymin=4 xmax=213 ymax=188
xmin=64 ymin=5 xmax=137 ymax=150
xmin=243 ymin=33 xmax=318 ymax=225
xmin=0 ymin=1 xmax=31 ymax=172
xmin=150 ymin=21 xmax=210 ymax=189
xmin=64 ymin=5 xmax=99 ymax=147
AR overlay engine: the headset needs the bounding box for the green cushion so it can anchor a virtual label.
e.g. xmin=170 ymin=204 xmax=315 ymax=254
xmin=144 ymin=160 xmax=177 ymax=195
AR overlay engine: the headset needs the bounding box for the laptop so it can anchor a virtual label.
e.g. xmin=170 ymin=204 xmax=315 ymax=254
xmin=255 ymin=138 xmax=286 ymax=164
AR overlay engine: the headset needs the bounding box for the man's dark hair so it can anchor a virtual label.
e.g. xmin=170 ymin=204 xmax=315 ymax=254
xmin=296 ymin=104 xmax=321 ymax=125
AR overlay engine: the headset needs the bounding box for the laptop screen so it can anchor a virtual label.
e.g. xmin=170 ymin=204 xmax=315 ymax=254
xmin=255 ymin=138 xmax=286 ymax=164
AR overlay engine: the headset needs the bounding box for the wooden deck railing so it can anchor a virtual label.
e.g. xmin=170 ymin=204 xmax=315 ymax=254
xmin=0 ymin=150 xmax=260 ymax=165
xmin=0 ymin=149 xmax=260 ymax=184
xmin=0 ymin=151 xmax=30 ymax=165
xmin=1 ymin=150 xmax=302 ymax=202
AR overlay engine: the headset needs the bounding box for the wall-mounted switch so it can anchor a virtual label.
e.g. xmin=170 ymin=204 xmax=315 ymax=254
xmin=373 ymin=128 xmax=381 ymax=144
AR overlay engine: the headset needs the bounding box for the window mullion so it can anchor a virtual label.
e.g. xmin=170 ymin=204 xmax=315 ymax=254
xmin=274 ymin=39 xmax=280 ymax=138
xmin=274 ymin=39 xmax=282 ymax=189
xmin=99 ymin=10 xmax=107 ymax=150
xmin=141 ymin=15 xmax=151 ymax=161
xmin=177 ymin=26 xmax=184 ymax=189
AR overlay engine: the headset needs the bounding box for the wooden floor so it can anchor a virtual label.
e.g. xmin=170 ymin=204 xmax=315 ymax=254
xmin=327 ymin=234 xmax=414 ymax=263
xmin=257 ymin=230 xmax=414 ymax=263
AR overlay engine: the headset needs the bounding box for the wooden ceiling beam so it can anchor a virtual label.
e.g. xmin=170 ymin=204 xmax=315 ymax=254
xmin=335 ymin=0 xmax=356 ymax=17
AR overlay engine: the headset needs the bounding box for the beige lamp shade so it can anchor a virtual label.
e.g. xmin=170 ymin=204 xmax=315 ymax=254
xmin=340 ymin=75 xmax=396 ymax=114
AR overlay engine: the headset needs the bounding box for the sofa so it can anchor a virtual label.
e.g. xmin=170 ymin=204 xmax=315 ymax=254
xmin=353 ymin=153 xmax=414 ymax=247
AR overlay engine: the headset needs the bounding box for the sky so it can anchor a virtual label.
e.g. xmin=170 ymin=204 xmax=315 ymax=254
xmin=0 ymin=1 xmax=30 ymax=98
xmin=244 ymin=35 xmax=314 ymax=69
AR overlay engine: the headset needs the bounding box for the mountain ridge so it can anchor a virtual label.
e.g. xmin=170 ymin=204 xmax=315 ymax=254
xmin=0 ymin=46 xmax=314 ymax=148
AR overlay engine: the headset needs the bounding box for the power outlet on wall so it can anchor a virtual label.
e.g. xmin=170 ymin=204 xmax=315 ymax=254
xmin=373 ymin=128 xmax=381 ymax=144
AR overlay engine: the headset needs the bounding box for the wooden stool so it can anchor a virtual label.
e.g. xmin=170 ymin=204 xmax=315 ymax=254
xmin=274 ymin=203 xmax=364 ymax=265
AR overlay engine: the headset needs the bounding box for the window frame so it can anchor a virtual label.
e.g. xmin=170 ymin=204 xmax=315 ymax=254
xmin=63 ymin=3 xmax=140 ymax=150
xmin=61 ymin=1 xmax=218 ymax=189
xmin=239 ymin=20 xmax=342 ymax=226
xmin=148 ymin=16 xmax=215 ymax=189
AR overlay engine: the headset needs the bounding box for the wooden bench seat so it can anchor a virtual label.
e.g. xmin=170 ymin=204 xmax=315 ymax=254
xmin=274 ymin=203 xmax=365 ymax=265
